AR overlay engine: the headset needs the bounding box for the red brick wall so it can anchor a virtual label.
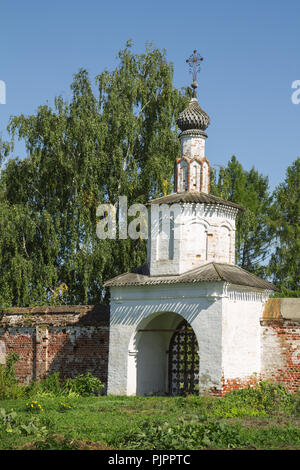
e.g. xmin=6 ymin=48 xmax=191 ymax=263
xmin=261 ymin=319 xmax=300 ymax=393
xmin=1 ymin=300 xmax=299 ymax=396
xmin=0 ymin=305 xmax=110 ymax=389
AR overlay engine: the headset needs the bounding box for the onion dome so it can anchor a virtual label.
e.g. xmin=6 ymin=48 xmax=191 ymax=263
xmin=177 ymin=97 xmax=210 ymax=132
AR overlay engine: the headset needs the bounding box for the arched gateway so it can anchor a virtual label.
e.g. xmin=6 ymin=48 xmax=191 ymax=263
xmin=127 ymin=313 xmax=199 ymax=396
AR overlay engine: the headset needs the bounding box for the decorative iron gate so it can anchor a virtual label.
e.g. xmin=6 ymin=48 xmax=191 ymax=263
xmin=168 ymin=320 xmax=199 ymax=396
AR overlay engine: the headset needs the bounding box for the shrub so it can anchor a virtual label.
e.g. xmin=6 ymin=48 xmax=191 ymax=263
xmin=119 ymin=418 xmax=247 ymax=450
xmin=25 ymin=371 xmax=104 ymax=398
xmin=223 ymin=381 xmax=294 ymax=413
xmin=0 ymin=353 xmax=26 ymax=399
xmin=63 ymin=372 xmax=104 ymax=397
xmin=26 ymin=372 xmax=63 ymax=397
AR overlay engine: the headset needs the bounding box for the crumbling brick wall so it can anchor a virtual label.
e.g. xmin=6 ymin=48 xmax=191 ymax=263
xmin=0 ymin=305 xmax=110 ymax=389
xmin=0 ymin=298 xmax=299 ymax=396
xmin=261 ymin=298 xmax=300 ymax=392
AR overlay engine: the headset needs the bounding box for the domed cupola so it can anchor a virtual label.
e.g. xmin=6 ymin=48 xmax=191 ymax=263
xmin=175 ymin=50 xmax=211 ymax=194
xmin=177 ymin=97 xmax=210 ymax=134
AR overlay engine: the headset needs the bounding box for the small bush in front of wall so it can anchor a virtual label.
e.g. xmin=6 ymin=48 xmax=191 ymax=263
xmin=25 ymin=371 xmax=104 ymax=398
xmin=0 ymin=353 xmax=26 ymax=399
xmin=63 ymin=372 xmax=104 ymax=397
xmin=222 ymin=381 xmax=295 ymax=414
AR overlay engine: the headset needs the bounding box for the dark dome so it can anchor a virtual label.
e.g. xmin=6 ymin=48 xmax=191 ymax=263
xmin=177 ymin=97 xmax=210 ymax=132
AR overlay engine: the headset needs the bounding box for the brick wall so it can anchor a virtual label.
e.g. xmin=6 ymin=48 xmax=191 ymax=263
xmin=260 ymin=298 xmax=300 ymax=392
xmin=0 ymin=298 xmax=299 ymax=396
xmin=0 ymin=305 xmax=110 ymax=390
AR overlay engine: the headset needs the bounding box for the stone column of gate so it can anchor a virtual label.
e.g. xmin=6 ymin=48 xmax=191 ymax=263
xmin=107 ymin=322 xmax=136 ymax=395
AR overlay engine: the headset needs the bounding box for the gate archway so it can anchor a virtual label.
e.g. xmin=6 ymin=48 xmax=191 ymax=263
xmin=168 ymin=320 xmax=199 ymax=396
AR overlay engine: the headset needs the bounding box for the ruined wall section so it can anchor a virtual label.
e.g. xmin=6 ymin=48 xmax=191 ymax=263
xmin=0 ymin=305 xmax=110 ymax=388
xmin=260 ymin=298 xmax=300 ymax=392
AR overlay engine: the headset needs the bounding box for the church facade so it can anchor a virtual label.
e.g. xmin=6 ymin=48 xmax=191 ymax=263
xmin=104 ymin=75 xmax=280 ymax=397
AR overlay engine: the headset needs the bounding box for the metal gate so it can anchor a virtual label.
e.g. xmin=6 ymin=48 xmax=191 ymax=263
xmin=168 ymin=320 xmax=199 ymax=396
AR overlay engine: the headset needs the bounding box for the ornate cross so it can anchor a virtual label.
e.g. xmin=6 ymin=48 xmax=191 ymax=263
xmin=186 ymin=50 xmax=203 ymax=95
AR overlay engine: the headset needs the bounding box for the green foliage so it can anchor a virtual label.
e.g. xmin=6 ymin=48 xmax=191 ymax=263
xmin=220 ymin=381 xmax=295 ymax=414
xmin=0 ymin=41 xmax=187 ymax=307
xmin=0 ymin=392 xmax=300 ymax=450
xmin=268 ymin=158 xmax=300 ymax=296
xmin=118 ymin=418 xmax=246 ymax=450
xmin=27 ymin=372 xmax=63 ymax=397
xmin=0 ymin=407 xmax=49 ymax=437
xmin=26 ymin=400 xmax=44 ymax=413
xmin=0 ymin=353 xmax=26 ymax=399
xmin=3 ymin=352 xmax=19 ymax=383
xmin=1 ymin=367 xmax=104 ymax=400
xmin=0 ymin=407 xmax=18 ymax=433
xmin=63 ymin=371 xmax=104 ymax=397
xmin=210 ymin=156 xmax=272 ymax=276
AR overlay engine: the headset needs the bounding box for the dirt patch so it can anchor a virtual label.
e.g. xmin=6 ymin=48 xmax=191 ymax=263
xmin=18 ymin=434 xmax=113 ymax=450
xmin=226 ymin=416 xmax=300 ymax=429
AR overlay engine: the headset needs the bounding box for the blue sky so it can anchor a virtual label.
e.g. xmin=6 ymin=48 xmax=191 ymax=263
xmin=0 ymin=0 xmax=299 ymax=190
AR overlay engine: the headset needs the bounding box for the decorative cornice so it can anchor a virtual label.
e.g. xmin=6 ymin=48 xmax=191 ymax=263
xmin=178 ymin=129 xmax=208 ymax=139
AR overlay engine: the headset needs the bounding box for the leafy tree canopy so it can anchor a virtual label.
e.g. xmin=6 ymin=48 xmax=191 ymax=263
xmin=210 ymin=155 xmax=273 ymax=277
xmin=0 ymin=42 xmax=298 ymax=305
xmin=267 ymin=158 xmax=300 ymax=296
xmin=0 ymin=41 xmax=188 ymax=307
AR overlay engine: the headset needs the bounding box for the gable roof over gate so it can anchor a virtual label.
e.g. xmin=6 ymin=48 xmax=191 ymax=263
xmin=104 ymin=262 xmax=278 ymax=291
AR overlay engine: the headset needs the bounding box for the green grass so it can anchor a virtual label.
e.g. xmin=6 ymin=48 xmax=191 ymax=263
xmin=1 ymin=391 xmax=300 ymax=450
xmin=1 ymin=360 xmax=300 ymax=449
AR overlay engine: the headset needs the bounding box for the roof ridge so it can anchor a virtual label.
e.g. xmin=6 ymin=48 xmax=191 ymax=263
xmin=214 ymin=262 xmax=278 ymax=291
xmin=212 ymin=262 xmax=223 ymax=280
xmin=147 ymin=191 xmax=244 ymax=210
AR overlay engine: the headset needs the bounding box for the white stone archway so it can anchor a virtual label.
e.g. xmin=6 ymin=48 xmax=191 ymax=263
xmin=127 ymin=311 xmax=194 ymax=396
xmin=106 ymin=282 xmax=226 ymax=396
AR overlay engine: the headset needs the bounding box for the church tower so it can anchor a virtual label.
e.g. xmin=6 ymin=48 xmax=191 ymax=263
xmin=104 ymin=51 xmax=276 ymax=398
xmin=147 ymin=51 xmax=241 ymax=276
xmin=175 ymin=51 xmax=210 ymax=193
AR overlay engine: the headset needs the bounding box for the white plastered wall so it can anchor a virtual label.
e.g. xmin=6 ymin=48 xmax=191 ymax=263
xmin=107 ymin=282 xmax=224 ymax=396
xmin=149 ymin=203 xmax=238 ymax=276
xmin=221 ymin=286 xmax=270 ymax=381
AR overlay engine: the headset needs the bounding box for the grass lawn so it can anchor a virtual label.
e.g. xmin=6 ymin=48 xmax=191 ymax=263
xmin=1 ymin=392 xmax=300 ymax=450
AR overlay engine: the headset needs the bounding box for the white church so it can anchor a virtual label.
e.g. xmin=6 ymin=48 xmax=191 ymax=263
xmin=104 ymin=52 xmax=277 ymax=397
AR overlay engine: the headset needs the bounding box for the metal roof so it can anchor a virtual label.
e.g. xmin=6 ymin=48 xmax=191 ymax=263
xmin=147 ymin=191 xmax=244 ymax=211
xmin=104 ymin=262 xmax=278 ymax=291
